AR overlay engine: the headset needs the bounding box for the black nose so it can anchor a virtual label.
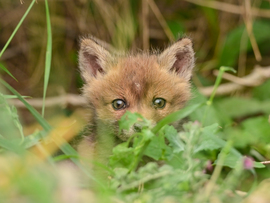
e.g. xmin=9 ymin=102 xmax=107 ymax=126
xmin=133 ymin=124 xmax=142 ymax=132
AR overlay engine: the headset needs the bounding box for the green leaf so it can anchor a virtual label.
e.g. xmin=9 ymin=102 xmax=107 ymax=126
xmin=119 ymin=111 xmax=145 ymax=132
xmin=0 ymin=93 xmax=24 ymax=141
xmin=167 ymin=20 xmax=185 ymax=38
xmin=164 ymin=125 xmax=184 ymax=153
xmin=194 ymin=123 xmax=222 ymax=152
xmin=144 ymin=131 xmax=171 ymax=160
xmin=110 ymin=143 xmax=134 ymax=168
xmin=219 ymin=20 xmax=270 ymax=67
xmin=0 ymin=136 xmax=26 ymax=154
xmin=253 ymin=80 xmax=270 ymax=101
xmin=216 ymin=150 xmax=242 ymax=168
xmin=215 ymin=97 xmax=270 ymax=118
xmin=189 ymin=89 xmax=232 ymax=126
xmin=253 ymin=162 xmax=265 ymax=168
xmin=242 ymin=116 xmax=270 ymax=143
xmin=152 ymin=102 xmax=203 ymax=133
xmin=223 ymin=128 xmax=254 ymax=148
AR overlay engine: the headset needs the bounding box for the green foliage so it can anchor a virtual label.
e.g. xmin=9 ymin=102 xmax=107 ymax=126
xmin=253 ymin=80 xmax=270 ymax=101
xmin=167 ymin=20 xmax=185 ymax=38
xmin=108 ymin=111 xmax=264 ymax=202
xmin=219 ymin=20 xmax=270 ymax=67
xmin=1 ymin=0 xmax=270 ymax=202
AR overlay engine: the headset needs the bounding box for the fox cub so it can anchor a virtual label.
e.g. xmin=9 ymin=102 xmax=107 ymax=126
xmin=77 ymin=37 xmax=195 ymax=158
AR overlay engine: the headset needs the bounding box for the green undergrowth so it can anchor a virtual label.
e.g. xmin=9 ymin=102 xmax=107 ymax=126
xmin=0 ymin=84 xmax=267 ymax=202
xmin=1 ymin=1 xmax=270 ymax=202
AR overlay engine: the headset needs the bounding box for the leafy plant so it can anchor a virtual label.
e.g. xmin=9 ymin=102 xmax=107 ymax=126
xmin=1 ymin=0 xmax=270 ymax=202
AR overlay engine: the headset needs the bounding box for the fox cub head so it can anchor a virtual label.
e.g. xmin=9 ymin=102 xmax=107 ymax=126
xmin=79 ymin=37 xmax=195 ymax=141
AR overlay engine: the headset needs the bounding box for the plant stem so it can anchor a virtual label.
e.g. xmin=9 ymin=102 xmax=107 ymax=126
xmin=207 ymin=66 xmax=236 ymax=106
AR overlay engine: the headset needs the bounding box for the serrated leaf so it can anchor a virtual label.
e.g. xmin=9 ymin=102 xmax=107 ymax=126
xmin=194 ymin=123 xmax=222 ymax=153
xmin=164 ymin=125 xmax=185 ymax=153
xmin=144 ymin=132 xmax=170 ymax=160
xmin=110 ymin=143 xmax=134 ymax=168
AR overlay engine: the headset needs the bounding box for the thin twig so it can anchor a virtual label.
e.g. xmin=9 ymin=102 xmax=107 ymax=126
xmin=9 ymin=94 xmax=87 ymax=108
xmin=185 ymin=0 xmax=270 ymax=18
xmin=243 ymin=0 xmax=262 ymax=61
xmin=198 ymin=66 xmax=270 ymax=96
xmin=148 ymin=0 xmax=175 ymax=41
xmin=261 ymin=161 xmax=270 ymax=165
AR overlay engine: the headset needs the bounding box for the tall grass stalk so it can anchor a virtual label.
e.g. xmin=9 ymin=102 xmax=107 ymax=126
xmin=0 ymin=0 xmax=36 ymax=59
xmin=42 ymin=0 xmax=52 ymax=117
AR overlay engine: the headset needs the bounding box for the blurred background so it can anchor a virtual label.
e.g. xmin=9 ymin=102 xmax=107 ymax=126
xmin=1 ymin=0 xmax=270 ymax=164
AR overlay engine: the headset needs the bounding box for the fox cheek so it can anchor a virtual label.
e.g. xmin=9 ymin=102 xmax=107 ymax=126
xmin=158 ymin=37 xmax=195 ymax=81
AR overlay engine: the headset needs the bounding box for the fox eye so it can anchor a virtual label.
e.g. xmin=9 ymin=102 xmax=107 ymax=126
xmin=153 ymin=98 xmax=166 ymax=109
xmin=112 ymin=99 xmax=126 ymax=110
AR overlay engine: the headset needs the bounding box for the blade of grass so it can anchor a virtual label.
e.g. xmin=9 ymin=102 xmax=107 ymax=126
xmin=4 ymin=95 xmax=30 ymax=99
xmin=152 ymin=102 xmax=203 ymax=134
xmin=0 ymin=79 xmax=104 ymax=186
xmin=0 ymin=63 xmax=17 ymax=81
xmin=0 ymin=0 xmax=36 ymax=58
xmin=42 ymin=0 xmax=52 ymax=117
xmin=0 ymin=79 xmax=51 ymax=131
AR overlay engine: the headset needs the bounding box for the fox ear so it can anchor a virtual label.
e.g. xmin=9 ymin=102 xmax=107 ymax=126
xmin=79 ymin=37 xmax=112 ymax=82
xmin=158 ymin=38 xmax=195 ymax=81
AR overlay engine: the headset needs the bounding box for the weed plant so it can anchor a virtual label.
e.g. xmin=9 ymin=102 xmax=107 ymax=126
xmin=1 ymin=1 xmax=270 ymax=203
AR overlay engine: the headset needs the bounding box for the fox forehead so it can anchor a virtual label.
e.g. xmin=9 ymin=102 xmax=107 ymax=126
xmin=85 ymin=54 xmax=190 ymax=108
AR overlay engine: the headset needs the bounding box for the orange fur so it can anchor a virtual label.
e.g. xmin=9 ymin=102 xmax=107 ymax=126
xmin=77 ymin=37 xmax=195 ymax=158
